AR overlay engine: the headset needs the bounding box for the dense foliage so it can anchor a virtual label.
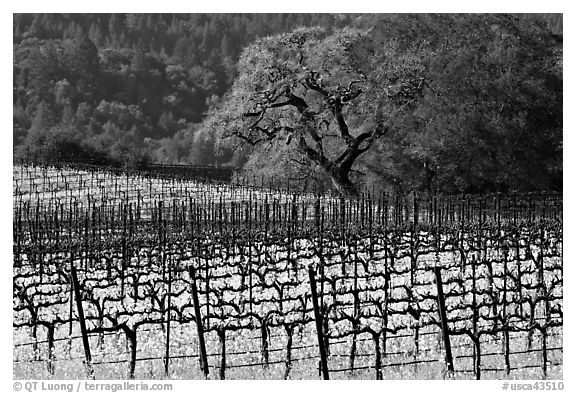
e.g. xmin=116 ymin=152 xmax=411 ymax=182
xmin=206 ymin=14 xmax=562 ymax=194
xmin=364 ymin=14 xmax=563 ymax=193
xmin=13 ymin=14 xmax=356 ymax=167
xmin=13 ymin=14 xmax=562 ymax=193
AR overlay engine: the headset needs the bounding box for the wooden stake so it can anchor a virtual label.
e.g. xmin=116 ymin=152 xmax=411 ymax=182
xmin=70 ymin=266 xmax=94 ymax=379
xmin=434 ymin=266 xmax=454 ymax=373
xmin=308 ymin=266 xmax=329 ymax=380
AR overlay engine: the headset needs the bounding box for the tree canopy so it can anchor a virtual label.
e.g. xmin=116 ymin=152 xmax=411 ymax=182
xmin=205 ymin=14 xmax=562 ymax=195
xmin=365 ymin=14 xmax=563 ymax=194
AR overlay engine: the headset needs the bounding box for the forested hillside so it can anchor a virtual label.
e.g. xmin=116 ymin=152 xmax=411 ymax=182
xmin=13 ymin=14 xmax=562 ymax=193
xmin=13 ymin=14 xmax=358 ymax=167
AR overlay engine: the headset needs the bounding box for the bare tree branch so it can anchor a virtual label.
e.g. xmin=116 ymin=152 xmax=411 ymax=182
xmin=304 ymin=73 xmax=329 ymax=97
xmin=229 ymin=130 xmax=264 ymax=146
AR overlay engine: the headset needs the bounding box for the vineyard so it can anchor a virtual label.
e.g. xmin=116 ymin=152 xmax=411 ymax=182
xmin=13 ymin=164 xmax=563 ymax=380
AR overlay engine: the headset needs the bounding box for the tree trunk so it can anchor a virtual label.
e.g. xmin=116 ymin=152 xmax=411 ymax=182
xmin=422 ymin=159 xmax=436 ymax=192
xmin=328 ymin=168 xmax=358 ymax=197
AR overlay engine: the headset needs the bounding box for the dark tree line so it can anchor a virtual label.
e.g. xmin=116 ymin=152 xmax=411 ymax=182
xmin=13 ymin=14 xmax=357 ymax=167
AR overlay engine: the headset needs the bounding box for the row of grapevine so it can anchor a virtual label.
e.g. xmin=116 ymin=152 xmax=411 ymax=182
xmin=13 ymin=164 xmax=563 ymax=380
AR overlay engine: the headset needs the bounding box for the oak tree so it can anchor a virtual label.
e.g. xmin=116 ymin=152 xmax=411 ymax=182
xmin=204 ymin=26 xmax=429 ymax=196
xmin=206 ymin=15 xmax=562 ymax=195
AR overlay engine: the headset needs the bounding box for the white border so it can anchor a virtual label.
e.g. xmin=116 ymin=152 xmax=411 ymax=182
xmin=3 ymin=4 xmax=572 ymax=393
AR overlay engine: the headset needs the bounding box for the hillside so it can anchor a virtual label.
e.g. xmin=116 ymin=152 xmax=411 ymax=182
xmin=13 ymin=14 xmax=361 ymax=167
xmin=13 ymin=14 xmax=562 ymax=186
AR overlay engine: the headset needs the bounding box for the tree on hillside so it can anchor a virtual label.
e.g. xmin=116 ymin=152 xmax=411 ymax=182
xmin=13 ymin=14 xmax=561 ymax=176
xmin=204 ymin=26 xmax=429 ymax=196
xmin=204 ymin=15 xmax=562 ymax=195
